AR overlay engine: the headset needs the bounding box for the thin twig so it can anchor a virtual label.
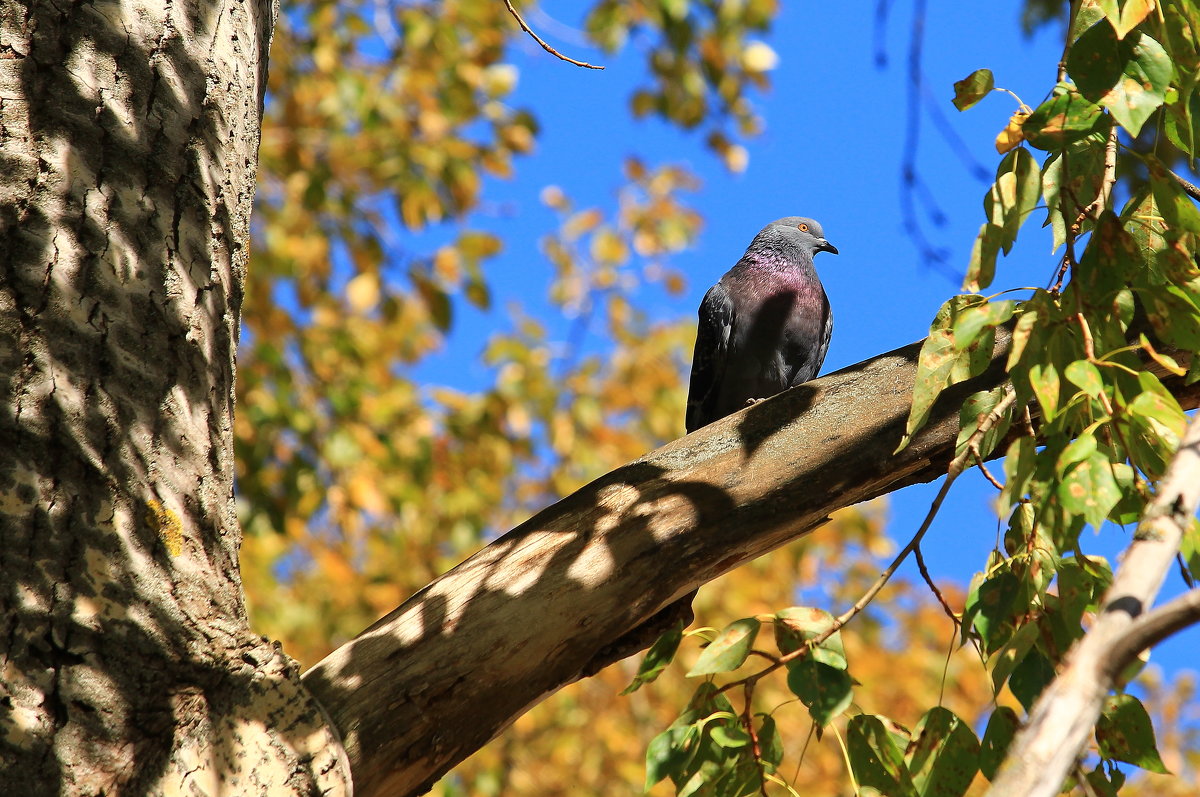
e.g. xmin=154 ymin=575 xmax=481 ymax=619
xmin=503 ymin=0 xmax=604 ymax=69
xmin=1057 ymin=0 xmax=1079 ymax=84
xmin=717 ymin=386 xmax=1019 ymax=695
xmin=915 ymin=543 xmax=960 ymax=626
xmin=1079 ymin=126 xmax=1119 ymax=221
xmin=1169 ymin=168 xmax=1200 ymax=202
xmin=1177 ymin=553 xmax=1196 ymax=589
xmin=974 ymin=450 xmax=1005 ymax=490
xmin=738 ymin=682 xmax=770 ymax=797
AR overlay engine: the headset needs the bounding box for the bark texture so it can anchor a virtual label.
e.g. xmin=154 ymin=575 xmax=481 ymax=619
xmin=0 ymin=1 xmax=348 ymax=793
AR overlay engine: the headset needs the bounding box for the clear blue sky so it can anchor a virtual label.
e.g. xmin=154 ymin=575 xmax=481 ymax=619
xmin=407 ymin=2 xmax=1198 ymax=684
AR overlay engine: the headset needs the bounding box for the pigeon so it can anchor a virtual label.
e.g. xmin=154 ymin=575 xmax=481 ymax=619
xmin=685 ymin=217 xmax=837 ymax=433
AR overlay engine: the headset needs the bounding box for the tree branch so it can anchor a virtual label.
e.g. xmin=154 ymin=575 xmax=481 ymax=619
xmin=302 ymin=332 xmax=1200 ymax=797
xmin=985 ymin=411 xmax=1200 ymax=797
xmin=503 ymin=0 xmax=604 ymax=70
xmin=1109 ymin=587 xmax=1200 ymax=678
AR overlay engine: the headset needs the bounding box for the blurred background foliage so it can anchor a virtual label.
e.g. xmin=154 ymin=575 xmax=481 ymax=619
xmin=235 ymin=0 xmax=1200 ymax=793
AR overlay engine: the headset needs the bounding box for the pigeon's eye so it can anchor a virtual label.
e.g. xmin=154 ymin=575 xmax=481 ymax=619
xmin=797 ymin=223 xmax=809 ymax=232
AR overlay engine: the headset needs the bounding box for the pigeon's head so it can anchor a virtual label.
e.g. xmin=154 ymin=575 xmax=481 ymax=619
xmin=764 ymin=217 xmax=839 ymax=256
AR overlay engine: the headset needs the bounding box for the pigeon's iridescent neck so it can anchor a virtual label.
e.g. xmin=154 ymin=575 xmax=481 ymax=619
xmin=742 ymin=246 xmax=819 ymax=279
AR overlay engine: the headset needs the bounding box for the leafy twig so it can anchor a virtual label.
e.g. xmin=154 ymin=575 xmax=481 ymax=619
xmin=985 ymin=412 xmax=1200 ymax=797
xmin=717 ymin=385 xmax=1019 ymax=694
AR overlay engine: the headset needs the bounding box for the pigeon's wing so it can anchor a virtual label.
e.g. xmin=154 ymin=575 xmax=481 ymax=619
xmin=686 ymin=282 xmax=734 ymax=433
xmin=786 ymin=287 xmax=834 ymax=388
xmin=816 ymin=292 xmax=833 ymax=372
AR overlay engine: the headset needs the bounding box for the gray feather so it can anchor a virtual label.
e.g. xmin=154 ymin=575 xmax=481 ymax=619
xmin=685 ymin=217 xmax=836 ymax=433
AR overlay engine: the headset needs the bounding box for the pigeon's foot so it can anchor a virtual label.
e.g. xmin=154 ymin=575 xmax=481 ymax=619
xmin=744 ymin=397 xmax=767 ymax=407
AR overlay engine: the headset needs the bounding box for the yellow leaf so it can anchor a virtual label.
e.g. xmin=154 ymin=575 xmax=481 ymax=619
xmin=723 ymin=144 xmax=749 ymax=173
xmin=433 ymin=246 xmax=461 ymax=284
xmin=540 ymin=185 xmax=568 ymax=210
xmin=589 ymin=228 xmax=629 ymax=266
xmin=346 ymin=272 xmax=380 ymax=312
xmin=741 ymin=41 xmax=779 ymax=72
xmin=995 ymin=110 xmax=1030 ymax=154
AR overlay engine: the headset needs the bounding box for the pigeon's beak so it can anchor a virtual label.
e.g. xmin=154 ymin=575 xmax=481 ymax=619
xmin=817 ymin=239 xmax=839 ymax=255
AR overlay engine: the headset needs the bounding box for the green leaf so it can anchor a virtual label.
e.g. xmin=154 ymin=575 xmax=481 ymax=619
xmin=1064 ymin=360 xmax=1104 ymax=398
xmin=906 ymin=707 xmax=980 ymax=797
xmin=1067 ymin=25 xmax=1171 ymax=135
xmin=899 ymin=329 xmax=958 ymax=451
xmin=988 ymin=620 xmax=1039 ymax=696
xmin=1058 ymin=450 xmax=1122 ymax=528
xmin=1000 ymin=436 xmax=1038 ymax=510
xmin=646 ymin=722 xmax=698 ymax=788
xmin=1165 ymin=83 xmax=1200 ymax=160
xmin=1042 ymin=143 xmax=1105 ymax=252
xmin=787 ymin=659 xmax=853 ymax=728
xmin=1096 ymin=694 xmax=1169 ymax=773
xmin=645 ymin=684 xmax=746 ymax=791
xmin=774 ymin=606 xmax=848 ymax=669
xmin=983 ymin=148 xmax=1042 ymax=258
xmin=965 ymin=222 xmax=1003 ymax=293
xmin=1022 ymin=82 xmax=1111 ymax=150
xmin=1181 ymin=517 xmax=1200 ymax=583
xmin=1084 ymin=763 xmax=1127 ymax=797
xmin=1128 ymin=372 xmax=1188 ymax=436
xmin=688 ymin=618 xmax=760 ymax=676
xmin=848 ymin=714 xmax=918 ymax=797
xmin=964 ymin=569 xmax=1021 ymax=654
xmin=979 ymin=707 xmax=1020 ymax=781
xmin=952 ymin=68 xmax=995 ymax=111
xmin=758 ymin=714 xmax=783 ymax=769
xmin=956 ymin=385 xmax=1013 ymax=460
xmin=1075 ymin=212 xmax=1140 ymax=298
xmin=1008 ymin=648 xmax=1055 ymax=712
xmin=1028 ymin=361 xmax=1061 ymax=420
xmin=709 ymin=724 xmax=751 ymax=749
xmin=953 ymin=300 xmax=1016 ymax=351
xmin=1006 ymin=307 xmax=1040 ymax=370
xmin=1057 ymin=432 xmax=1098 ymax=469
xmin=622 ymin=621 xmax=684 ymax=694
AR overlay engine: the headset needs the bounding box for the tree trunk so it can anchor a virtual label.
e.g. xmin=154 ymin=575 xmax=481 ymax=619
xmin=0 ymin=1 xmax=348 ymax=793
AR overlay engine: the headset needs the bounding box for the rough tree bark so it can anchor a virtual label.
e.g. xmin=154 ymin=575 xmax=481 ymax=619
xmin=0 ymin=1 xmax=347 ymax=793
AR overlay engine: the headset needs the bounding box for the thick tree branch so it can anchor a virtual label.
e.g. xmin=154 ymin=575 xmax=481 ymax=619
xmin=303 ymin=332 xmax=1200 ymax=797
xmin=1109 ymin=588 xmax=1200 ymax=677
xmin=985 ymin=411 xmax=1200 ymax=797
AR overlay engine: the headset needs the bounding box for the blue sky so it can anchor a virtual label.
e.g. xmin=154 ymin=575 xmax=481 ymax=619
xmin=405 ymin=2 xmax=1198 ymax=682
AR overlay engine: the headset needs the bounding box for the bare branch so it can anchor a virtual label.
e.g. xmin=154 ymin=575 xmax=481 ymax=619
xmin=985 ymin=412 xmax=1200 ymax=797
xmin=503 ymin=0 xmax=605 ymax=70
xmin=1109 ymin=587 xmax=1200 ymax=679
xmin=1169 ymin=168 xmax=1200 ymax=203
